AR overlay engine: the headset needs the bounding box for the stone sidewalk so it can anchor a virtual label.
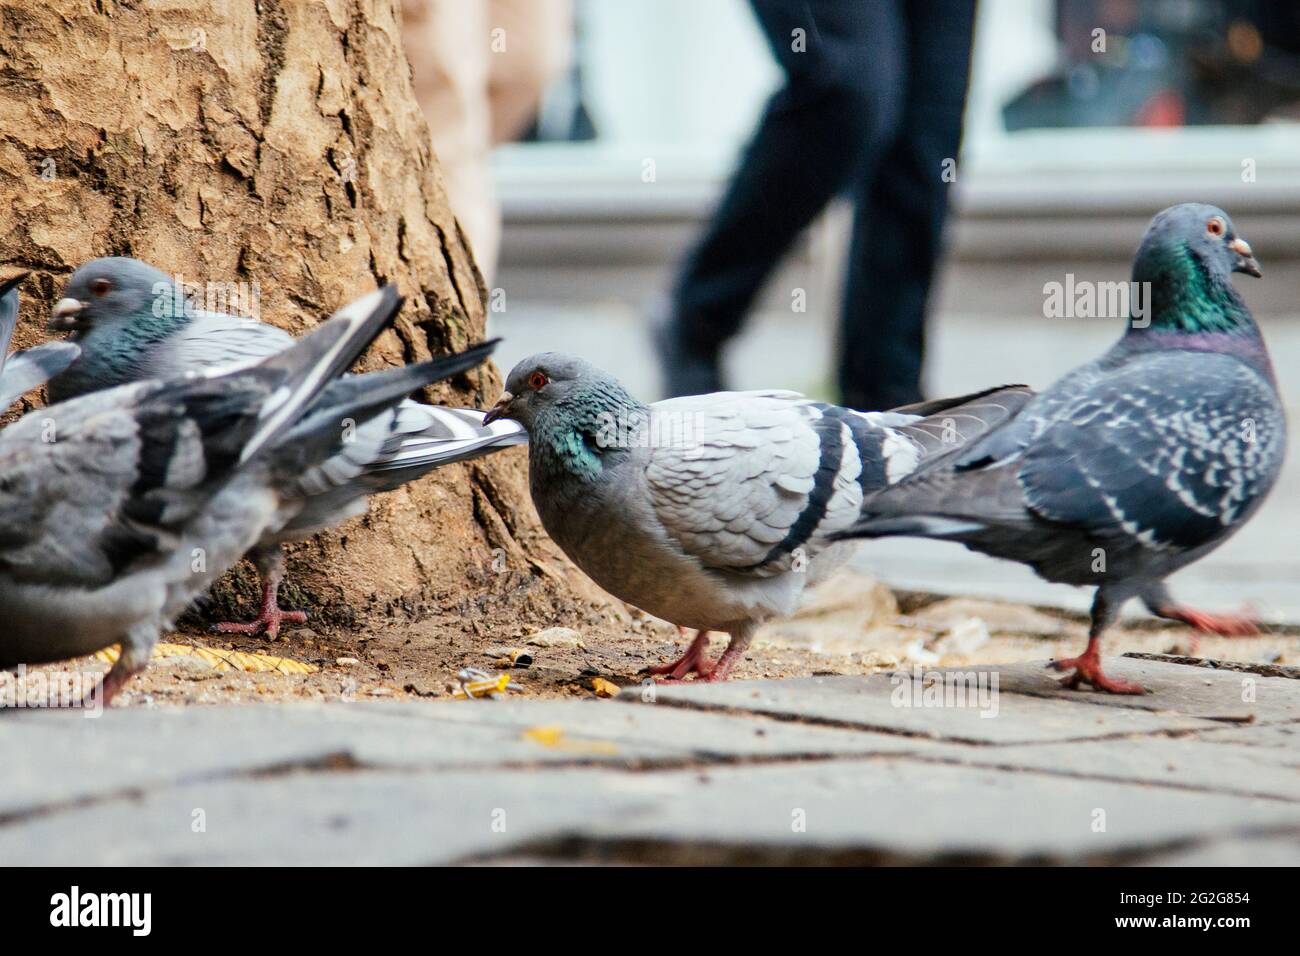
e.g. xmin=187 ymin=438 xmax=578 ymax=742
xmin=4 ymin=656 xmax=1298 ymax=865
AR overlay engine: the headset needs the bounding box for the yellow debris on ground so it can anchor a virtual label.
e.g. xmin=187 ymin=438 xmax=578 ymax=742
xmin=452 ymin=669 xmax=519 ymax=699
xmin=521 ymin=725 xmax=619 ymax=755
xmin=590 ymin=677 xmax=620 ymax=698
xmin=95 ymin=643 xmax=318 ymax=675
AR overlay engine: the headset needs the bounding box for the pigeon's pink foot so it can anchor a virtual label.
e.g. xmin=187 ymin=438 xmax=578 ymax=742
xmin=88 ymin=639 xmax=151 ymax=708
xmin=644 ymin=629 xmax=715 ymax=681
xmin=1050 ymin=637 xmax=1147 ymax=695
xmin=691 ymin=644 xmax=746 ymax=682
xmin=212 ymin=579 xmax=306 ymax=640
xmin=213 ymin=608 xmax=306 ymax=639
xmin=93 ymin=666 xmax=142 ymax=708
xmin=1154 ymin=605 xmax=1260 ymax=638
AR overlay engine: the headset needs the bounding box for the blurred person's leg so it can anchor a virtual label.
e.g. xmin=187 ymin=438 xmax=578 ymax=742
xmin=837 ymin=0 xmax=976 ymax=411
xmin=660 ymin=0 xmax=907 ymax=396
xmin=401 ymin=0 xmax=500 ymax=280
xmin=486 ymin=0 xmax=573 ymax=144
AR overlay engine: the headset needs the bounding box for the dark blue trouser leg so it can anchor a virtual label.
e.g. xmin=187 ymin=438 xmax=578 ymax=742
xmin=664 ymin=0 xmax=906 ymax=386
xmin=837 ymin=0 xmax=976 ymax=411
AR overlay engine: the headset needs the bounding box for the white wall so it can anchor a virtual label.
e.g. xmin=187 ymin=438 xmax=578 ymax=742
xmin=577 ymin=0 xmax=778 ymax=151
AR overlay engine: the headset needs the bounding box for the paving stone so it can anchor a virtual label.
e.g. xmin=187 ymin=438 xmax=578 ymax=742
xmin=357 ymin=698 xmax=933 ymax=761
xmin=8 ymin=758 xmax=1299 ymax=865
xmin=923 ymin=735 xmax=1300 ymax=802
xmin=0 ymin=698 xmax=931 ymax=818
xmin=627 ymin=663 xmax=1239 ymax=744
xmin=568 ymin=761 xmax=1300 ymax=863
xmin=1178 ymin=721 xmax=1300 ymax=751
xmin=0 ymin=769 xmax=644 ymax=865
xmin=0 ymin=705 xmax=494 ymax=818
xmin=5 ymin=658 xmax=1296 ymax=865
xmin=995 ymin=657 xmax=1300 ymax=723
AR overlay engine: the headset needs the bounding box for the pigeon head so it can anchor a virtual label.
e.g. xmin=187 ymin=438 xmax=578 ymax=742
xmin=1131 ymin=203 xmax=1261 ymax=334
xmin=50 ymin=257 xmax=181 ymax=337
xmin=486 ymin=352 xmax=640 ymax=432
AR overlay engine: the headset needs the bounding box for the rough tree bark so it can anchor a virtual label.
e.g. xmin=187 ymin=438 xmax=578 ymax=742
xmin=0 ymin=0 xmax=604 ymax=631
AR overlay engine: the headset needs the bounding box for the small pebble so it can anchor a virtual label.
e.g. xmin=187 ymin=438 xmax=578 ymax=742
xmin=525 ymin=627 xmax=585 ymax=649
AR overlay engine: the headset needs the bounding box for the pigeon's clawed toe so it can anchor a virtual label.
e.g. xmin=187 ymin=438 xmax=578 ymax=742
xmin=1154 ymin=605 xmax=1261 ymax=638
xmin=643 ymin=630 xmax=716 ymax=681
xmin=1049 ymin=654 xmax=1147 ymax=696
xmin=212 ymin=574 xmax=307 ymax=639
xmin=212 ymin=610 xmax=307 ymax=640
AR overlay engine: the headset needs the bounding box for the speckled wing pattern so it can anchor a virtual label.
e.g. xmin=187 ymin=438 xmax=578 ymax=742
xmin=1017 ymin=350 xmax=1285 ymax=551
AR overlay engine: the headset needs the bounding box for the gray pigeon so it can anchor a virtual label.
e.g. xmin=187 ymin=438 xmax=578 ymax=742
xmin=47 ymin=257 xmax=525 ymax=637
xmin=0 ymin=271 xmax=80 ymax=407
xmin=833 ymin=203 xmax=1286 ymax=694
xmin=485 ymin=359 xmax=1031 ymax=681
xmin=0 ymin=286 xmax=498 ymax=704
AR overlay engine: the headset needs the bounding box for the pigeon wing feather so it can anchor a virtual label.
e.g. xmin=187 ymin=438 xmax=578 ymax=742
xmin=1019 ymin=350 xmax=1285 ymax=550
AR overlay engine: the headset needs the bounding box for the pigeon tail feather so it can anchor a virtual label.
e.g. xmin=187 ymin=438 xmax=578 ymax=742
xmin=279 ymin=340 xmax=500 ymax=467
xmin=0 ymin=342 xmax=82 ymax=408
xmin=238 ymin=286 xmax=403 ymax=464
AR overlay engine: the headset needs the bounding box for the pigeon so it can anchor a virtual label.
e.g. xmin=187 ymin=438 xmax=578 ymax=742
xmin=46 ymin=257 xmax=526 ymax=637
xmin=484 ymin=357 xmax=1031 ymax=681
xmin=833 ymin=203 xmax=1286 ymax=694
xmin=0 ymin=271 xmax=81 ymax=407
xmin=0 ymin=285 xmax=498 ymax=704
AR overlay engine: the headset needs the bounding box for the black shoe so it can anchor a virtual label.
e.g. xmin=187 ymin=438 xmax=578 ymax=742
xmin=651 ymin=301 xmax=724 ymax=397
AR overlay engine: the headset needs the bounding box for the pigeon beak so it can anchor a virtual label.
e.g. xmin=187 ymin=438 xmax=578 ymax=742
xmin=48 ymin=297 xmax=87 ymax=332
xmin=482 ymin=391 xmax=515 ymax=425
xmin=1229 ymin=237 xmax=1262 ymax=278
xmin=0 ymin=271 xmax=29 ymax=297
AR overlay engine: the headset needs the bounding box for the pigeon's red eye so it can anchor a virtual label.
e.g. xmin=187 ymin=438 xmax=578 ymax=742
xmin=90 ymin=278 xmax=112 ymax=296
xmin=528 ymin=371 xmax=548 ymax=390
xmin=1206 ymin=217 xmax=1226 ymax=237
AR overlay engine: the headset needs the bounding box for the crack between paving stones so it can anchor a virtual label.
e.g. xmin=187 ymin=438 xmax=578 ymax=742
xmin=450 ymin=821 xmax=1300 ymax=867
xmin=1123 ymin=653 xmax=1300 ymax=680
xmin=893 ymin=751 xmax=1300 ymax=804
xmin=638 ymin=694 xmax=1300 ymax=747
xmin=0 ymin=751 xmax=361 ymax=829
xmin=996 ymin=686 xmax=1289 ymax=724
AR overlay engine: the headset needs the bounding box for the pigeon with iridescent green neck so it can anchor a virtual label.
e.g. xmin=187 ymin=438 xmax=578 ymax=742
xmin=836 ymin=203 xmax=1286 ymax=695
xmin=486 ymin=358 xmax=1031 ymax=682
xmin=46 ymin=257 xmax=525 ymax=637
xmin=1 ymin=286 xmax=498 ymax=704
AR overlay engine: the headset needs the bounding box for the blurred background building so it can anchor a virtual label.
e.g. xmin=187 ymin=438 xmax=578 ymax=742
xmin=489 ymin=0 xmax=1300 ymax=394
xmin=436 ymin=0 xmax=1300 ymax=617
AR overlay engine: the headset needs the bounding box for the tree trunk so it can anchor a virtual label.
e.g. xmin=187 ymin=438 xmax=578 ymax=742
xmin=0 ymin=0 xmax=604 ymax=630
